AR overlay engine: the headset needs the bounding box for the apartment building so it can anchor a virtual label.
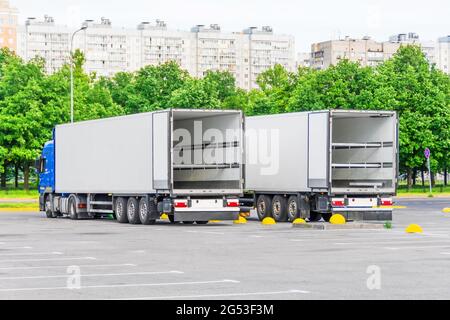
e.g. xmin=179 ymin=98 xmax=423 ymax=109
xmin=0 ymin=0 xmax=18 ymax=51
xmin=310 ymin=33 xmax=450 ymax=73
xmin=17 ymin=16 xmax=70 ymax=74
xmin=389 ymin=32 xmax=437 ymax=65
xmin=437 ymin=36 xmax=450 ymax=74
xmin=243 ymin=26 xmax=296 ymax=89
xmin=16 ymin=17 xmax=296 ymax=90
xmin=310 ymin=36 xmax=401 ymax=70
xmin=137 ymin=20 xmax=194 ymax=75
xmin=296 ymin=52 xmax=311 ymax=68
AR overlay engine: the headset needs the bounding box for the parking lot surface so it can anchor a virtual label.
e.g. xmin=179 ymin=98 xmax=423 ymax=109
xmin=0 ymin=197 xmax=449 ymax=300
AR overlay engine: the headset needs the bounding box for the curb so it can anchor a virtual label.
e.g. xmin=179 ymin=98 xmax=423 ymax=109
xmin=293 ymin=222 xmax=385 ymax=230
xmin=0 ymin=208 xmax=39 ymax=212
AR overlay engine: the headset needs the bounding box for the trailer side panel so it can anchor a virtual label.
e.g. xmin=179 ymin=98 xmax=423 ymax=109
xmin=55 ymin=113 xmax=156 ymax=194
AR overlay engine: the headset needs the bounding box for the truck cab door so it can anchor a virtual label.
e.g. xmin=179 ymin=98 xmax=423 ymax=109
xmin=308 ymin=112 xmax=330 ymax=190
xmin=152 ymin=111 xmax=171 ymax=191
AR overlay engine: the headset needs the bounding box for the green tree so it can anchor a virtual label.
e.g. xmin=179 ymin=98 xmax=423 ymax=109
xmin=168 ymin=78 xmax=221 ymax=109
xmin=378 ymin=46 xmax=450 ymax=187
xmin=134 ymin=61 xmax=190 ymax=111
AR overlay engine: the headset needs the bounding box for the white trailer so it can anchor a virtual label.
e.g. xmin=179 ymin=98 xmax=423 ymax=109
xmin=39 ymin=109 xmax=244 ymax=224
xmin=242 ymin=110 xmax=398 ymax=222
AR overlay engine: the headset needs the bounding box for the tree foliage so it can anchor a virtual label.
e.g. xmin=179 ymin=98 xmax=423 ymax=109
xmin=0 ymin=44 xmax=449 ymax=189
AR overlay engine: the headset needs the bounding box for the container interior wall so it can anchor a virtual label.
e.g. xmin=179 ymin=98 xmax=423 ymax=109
xmin=331 ymin=114 xmax=396 ymax=193
xmin=172 ymin=112 xmax=241 ymax=193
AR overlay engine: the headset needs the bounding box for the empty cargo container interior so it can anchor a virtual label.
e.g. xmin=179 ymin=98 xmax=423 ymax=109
xmin=331 ymin=112 xmax=396 ymax=193
xmin=172 ymin=111 xmax=242 ymax=194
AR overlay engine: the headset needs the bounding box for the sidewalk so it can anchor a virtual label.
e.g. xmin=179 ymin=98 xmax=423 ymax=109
xmin=0 ymin=199 xmax=38 ymax=203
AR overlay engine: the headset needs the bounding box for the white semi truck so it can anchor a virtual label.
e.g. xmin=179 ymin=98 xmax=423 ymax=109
xmin=241 ymin=110 xmax=398 ymax=222
xmin=37 ymin=109 xmax=244 ymax=224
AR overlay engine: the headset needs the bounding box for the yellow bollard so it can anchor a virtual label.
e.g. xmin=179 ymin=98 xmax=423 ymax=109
xmin=292 ymin=218 xmax=306 ymax=225
xmin=234 ymin=216 xmax=247 ymax=224
xmin=406 ymin=224 xmax=423 ymax=234
xmin=262 ymin=217 xmax=276 ymax=225
xmin=330 ymin=214 xmax=346 ymax=225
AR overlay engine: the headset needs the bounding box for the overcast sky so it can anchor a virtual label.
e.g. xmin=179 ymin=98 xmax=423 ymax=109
xmin=10 ymin=0 xmax=450 ymax=52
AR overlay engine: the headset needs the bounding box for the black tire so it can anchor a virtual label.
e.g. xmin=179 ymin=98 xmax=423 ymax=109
xmin=256 ymin=195 xmax=272 ymax=221
xmin=45 ymin=196 xmax=56 ymax=219
xmin=127 ymin=197 xmax=141 ymax=225
xmin=287 ymin=196 xmax=300 ymax=222
xmin=115 ymin=197 xmax=129 ymax=224
xmin=196 ymin=221 xmax=209 ymax=225
xmin=183 ymin=221 xmax=194 ymax=225
xmin=68 ymin=196 xmax=78 ymax=220
xmin=168 ymin=215 xmax=179 ymax=224
xmin=139 ymin=198 xmax=156 ymax=225
xmin=272 ymin=195 xmax=288 ymax=222
xmin=322 ymin=213 xmax=332 ymax=222
xmin=309 ymin=212 xmax=322 ymax=222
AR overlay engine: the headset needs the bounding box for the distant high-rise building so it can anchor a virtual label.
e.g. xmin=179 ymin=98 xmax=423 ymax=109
xmin=296 ymin=52 xmax=310 ymax=68
xmin=0 ymin=0 xmax=18 ymax=51
xmin=437 ymin=36 xmax=450 ymax=74
xmin=16 ymin=17 xmax=296 ymax=90
xmin=310 ymin=36 xmax=401 ymax=70
xmin=389 ymin=32 xmax=437 ymax=65
xmin=310 ymin=34 xmax=447 ymax=72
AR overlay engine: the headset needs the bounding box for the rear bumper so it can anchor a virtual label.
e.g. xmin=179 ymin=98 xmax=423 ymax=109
xmin=174 ymin=210 xmax=239 ymax=222
xmin=332 ymin=207 xmax=393 ymax=212
xmin=332 ymin=209 xmax=392 ymax=221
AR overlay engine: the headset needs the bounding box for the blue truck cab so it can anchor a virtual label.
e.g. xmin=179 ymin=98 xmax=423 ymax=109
xmin=37 ymin=140 xmax=55 ymax=212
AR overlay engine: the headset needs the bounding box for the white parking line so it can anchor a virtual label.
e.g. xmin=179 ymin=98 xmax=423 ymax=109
xmin=0 ymin=251 xmax=62 ymax=257
xmin=0 ymin=279 xmax=240 ymax=292
xmin=117 ymin=289 xmax=310 ymax=300
xmin=0 ymin=270 xmax=184 ymax=280
xmin=0 ymin=246 xmax=33 ymax=250
xmin=440 ymin=252 xmax=450 ymax=255
xmin=384 ymin=245 xmax=450 ymax=251
xmin=0 ymin=257 xmax=96 ymax=263
xmin=335 ymin=240 xmax=450 ymax=246
xmin=0 ymin=263 xmax=137 ymax=271
xmin=185 ymin=231 xmax=225 ymax=235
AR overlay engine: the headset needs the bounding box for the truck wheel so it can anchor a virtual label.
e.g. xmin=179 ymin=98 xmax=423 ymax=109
xmin=139 ymin=198 xmax=156 ymax=225
xmin=287 ymin=196 xmax=300 ymax=222
xmin=196 ymin=221 xmax=209 ymax=225
xmin=309 ymin=212 xmax=322 ymax=222
xmin=127 ymin=198 xmax=141 ymax=225
xmin=256 ymin=195 xmax=272 ymax=221
xmin=272 ymin=195 xmax=288 ymax=222
xmin=322 ymin=213 xmax=332 ymax=222
xmin=183 ymin=221 xmax=194 ymax=225
xmin=68 ymin=196 xmax=78 ymax=220
xmin=115 ymin=197 xmax=129 ymax=224
xmin=45 ymin=196 xmax=56 ymax=219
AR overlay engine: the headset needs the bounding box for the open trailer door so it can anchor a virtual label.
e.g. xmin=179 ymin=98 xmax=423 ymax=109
xmin=308 ymin=112 xmax=330 ymax=190
xmin=152 ymin=110 xmax=172 ymax=192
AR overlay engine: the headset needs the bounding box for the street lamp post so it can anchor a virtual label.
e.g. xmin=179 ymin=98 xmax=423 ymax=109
xmin=70 ymin=24 xmax=88 ymax=123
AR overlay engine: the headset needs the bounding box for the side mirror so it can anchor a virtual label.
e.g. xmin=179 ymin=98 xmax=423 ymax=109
xmin=34 ymin=157 xmax=46 ymax=174
xmin=34 ymin=158 xmax=41 ymax=173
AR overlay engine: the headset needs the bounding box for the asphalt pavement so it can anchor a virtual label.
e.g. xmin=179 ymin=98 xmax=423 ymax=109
xmin=0 ymin=197 xmax=449 ymax=300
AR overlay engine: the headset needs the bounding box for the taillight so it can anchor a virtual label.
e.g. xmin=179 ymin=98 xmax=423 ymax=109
xmin=381 ymin=198 xmax=393 ymax=206
xmin=174 ymin=200 xmax=188 ymax=208
xmin=227 ymin=200 xmax=240 ymax=207
xmin=332 ymin=198 xmax=345 ymax=207
xmin=77 ymin=203 xmax=87 ymax=209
